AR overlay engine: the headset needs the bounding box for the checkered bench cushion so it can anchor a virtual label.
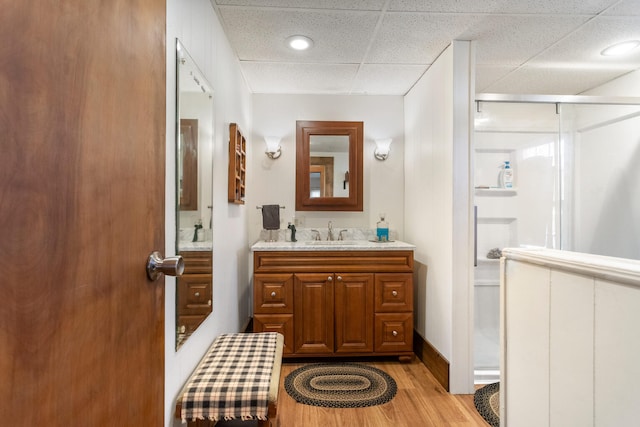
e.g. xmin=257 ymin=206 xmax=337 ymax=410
xmin=179 ymin=332 xmax=283 ymax=423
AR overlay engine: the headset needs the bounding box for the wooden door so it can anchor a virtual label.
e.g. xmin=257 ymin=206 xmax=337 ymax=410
xmin=335 ymin=273 xmax=374 ymax=353
xmin=0 ymin=1 xmax=166 ymax=424
xmin=294 ymin=273 xmax=334 ymax=354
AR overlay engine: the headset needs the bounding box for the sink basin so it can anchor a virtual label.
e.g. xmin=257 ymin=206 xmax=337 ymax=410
xmin=306 ymin=240 xmax=360 ymax=246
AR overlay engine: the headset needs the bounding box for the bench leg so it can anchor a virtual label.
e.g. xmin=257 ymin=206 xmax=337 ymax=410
xmin=258 ymin=419 xmax=277 ymax=427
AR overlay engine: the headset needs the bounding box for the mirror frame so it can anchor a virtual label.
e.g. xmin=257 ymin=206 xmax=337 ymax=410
xmin=296 ymin=120 xmax=363 ymax=211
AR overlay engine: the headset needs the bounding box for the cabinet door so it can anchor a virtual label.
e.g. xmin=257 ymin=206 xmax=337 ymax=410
xmin=254 ymin=273 xmax=294 ymax=313
xmin=374 ymin=273 xmax=413 ymax=312
xmin=294 ymin=273 xmax=334 ymax=354
xmin=253 ymin=314 xmax=294 ymax=354
xmin=335 ymin=273 xmax=374 ymax=353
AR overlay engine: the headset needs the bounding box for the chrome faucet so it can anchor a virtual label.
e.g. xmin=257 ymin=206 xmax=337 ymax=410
xmin=327 ymin=221 xmax=334 ymax=241
xmin=338 ymin=229 xmax=348 ymax=241
xmin=311 ymin=229 xmax=321 ymax=241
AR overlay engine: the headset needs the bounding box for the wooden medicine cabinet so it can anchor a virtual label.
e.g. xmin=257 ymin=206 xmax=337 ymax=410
xmin=295 ymin=120 xmax=363 ymax=211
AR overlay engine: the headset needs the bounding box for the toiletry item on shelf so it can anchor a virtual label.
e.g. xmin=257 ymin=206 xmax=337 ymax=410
xmin=502 ymin=161 xmax=513 ymax=188
xmin=487 ymin=248 xmax=502 ymax=259
xmin=376 ymin=213 xmax=389 ymax=242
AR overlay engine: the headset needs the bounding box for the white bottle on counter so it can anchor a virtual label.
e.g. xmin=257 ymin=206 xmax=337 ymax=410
xmin=502 ymin=161 xmax=513 ymax=188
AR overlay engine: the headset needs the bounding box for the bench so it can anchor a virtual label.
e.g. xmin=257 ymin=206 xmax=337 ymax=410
xmin=175 ymin=332 xmax=284 ymax=427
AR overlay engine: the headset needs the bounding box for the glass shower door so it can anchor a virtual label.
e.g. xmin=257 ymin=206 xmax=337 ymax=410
xmin=559 ymin=103 xmax=640 ymax=260
xmin=473 ymin=101 xmax=560 ymax=382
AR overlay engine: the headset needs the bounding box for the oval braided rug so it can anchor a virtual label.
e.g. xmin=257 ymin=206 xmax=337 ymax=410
xmin=474 ymin=382 xmax=500 ymax=427
xmin=284 ymin=363 xmax=397 ymax=408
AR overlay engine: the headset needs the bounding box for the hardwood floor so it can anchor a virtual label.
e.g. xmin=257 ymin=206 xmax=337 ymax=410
xmin=217 ymin=357 xmax=489 ymax=427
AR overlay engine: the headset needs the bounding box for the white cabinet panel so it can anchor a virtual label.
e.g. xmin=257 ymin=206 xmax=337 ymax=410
xmin=549 ymin=270 xmax=594 ymax=427
xmin=504 ymin=260 xmax=550 ymax=427
xmin=594 ymin=280 xmax=640 ymax=426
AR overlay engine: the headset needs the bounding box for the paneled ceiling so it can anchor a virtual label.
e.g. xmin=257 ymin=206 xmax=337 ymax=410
xmin=211 ymin=0 xmax=640 ymax=96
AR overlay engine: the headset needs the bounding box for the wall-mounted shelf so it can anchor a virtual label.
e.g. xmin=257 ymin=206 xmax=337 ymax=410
xmin=477 ymin=217 xmax=517 ymax=224
xmin=475 ymin=188 xmax=517 ymax=196
xmin=228 ymin=123 xmax=246 ymax=204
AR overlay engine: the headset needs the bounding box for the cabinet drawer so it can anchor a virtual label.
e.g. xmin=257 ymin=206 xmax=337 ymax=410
xmin=254 ymin=273 xmax=294 ymax=313
xmin=177 ymin=274 xmax=212 ymax=315
xmin=374 ymin=313 xmax=413 ymax=352
xmin=375 ymin=273 xmax=413 ymax=312
xmin=253 ymin=314 xmax=294 ymax=354
xmin=178 ymin=314 xmax=208 ymax=335
xmin=180 ymin=251 xmax=212 ymax=274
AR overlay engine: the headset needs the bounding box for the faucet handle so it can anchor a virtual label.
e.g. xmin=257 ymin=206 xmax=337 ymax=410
xmin=311 ymin=229 xmax=321 ymax=241
xmin=338 ymin=229 xmax=348 ymax=240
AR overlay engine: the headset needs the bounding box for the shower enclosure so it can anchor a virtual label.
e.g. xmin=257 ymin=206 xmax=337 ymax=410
xmin=473 ymin=94 xmax=640 ymax=383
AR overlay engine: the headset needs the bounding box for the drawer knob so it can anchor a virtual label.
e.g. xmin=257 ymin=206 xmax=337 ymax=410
xmin=392 ymin=290 xmax=398 ymax=297
xmin=271 ymin=291 xmax=276 ymax=297
xmin=179 ymin=325 xmax=186 ymax=333
xmin=392 ymin=330 xmax=398 ymax=337
xmin=208 ymin=299 xmax=212 ymax=306
xmin=194 ymin=292 xmax=200 ymax=297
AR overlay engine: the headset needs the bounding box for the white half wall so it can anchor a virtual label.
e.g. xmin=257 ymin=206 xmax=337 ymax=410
xmin=165 ymin=1 xmax=253 ymax=426
xmin=404 ymin=41 xmax=475 ymax=393
xmin=501 ymin=248 xmax=640 ymax=427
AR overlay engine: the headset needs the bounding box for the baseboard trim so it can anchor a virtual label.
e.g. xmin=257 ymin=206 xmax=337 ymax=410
xmin=414 ymin=330 xmax=450 ymax=391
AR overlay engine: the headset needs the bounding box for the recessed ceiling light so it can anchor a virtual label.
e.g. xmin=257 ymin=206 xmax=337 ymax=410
xmin=600 ymin=40 xmax=640 ymax=56
xmin=286 ymin=35 xmax=313 ymax=51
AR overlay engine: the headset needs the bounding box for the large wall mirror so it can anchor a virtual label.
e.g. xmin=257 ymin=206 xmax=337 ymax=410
xmin=175 ymin=39 xmax=214 ymax=350
xmin=296 ymin=121 xmax=363 ymax=211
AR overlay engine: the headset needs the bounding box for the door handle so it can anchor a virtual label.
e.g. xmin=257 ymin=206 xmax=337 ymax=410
xmin=146 ymin=251 xmax=184 ymax=281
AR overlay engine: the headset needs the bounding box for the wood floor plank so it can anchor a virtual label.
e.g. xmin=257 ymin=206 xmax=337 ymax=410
xmin=273 ymin=358 xmax=489 ymax=427
xmin=215 ymin=358 xmax=489 ymax=426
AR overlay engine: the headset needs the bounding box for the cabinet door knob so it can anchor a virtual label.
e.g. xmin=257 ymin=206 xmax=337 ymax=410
xmin=327 ymin=276 xmax=333 ymax=281
xmin=208 ymin=299 xmax=212 ymax=306
xmin=392 ymin=330 xmax=398 ymax=337
xmin=392 ymin=290 xmax=398 ymax=297
xmin=271 ymin=291 xmax=276 ymax=297
xmin=194 ymin=292 xmax=200 ymax=297
xmin=337 ymin=275 xmax=342 ymax=281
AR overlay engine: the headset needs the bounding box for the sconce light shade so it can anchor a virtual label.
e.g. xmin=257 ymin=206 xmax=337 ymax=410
xmin=374 ymin=138 xmax=392 ymax=161
xmin=264 ymin=136 xmax=282 ymax=159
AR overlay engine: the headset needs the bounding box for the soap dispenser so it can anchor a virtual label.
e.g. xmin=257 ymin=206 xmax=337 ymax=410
xmin=376 ymin=213 xmax=389 ymax=242
xmin=193 ymin=219 xmax=203 ymax=242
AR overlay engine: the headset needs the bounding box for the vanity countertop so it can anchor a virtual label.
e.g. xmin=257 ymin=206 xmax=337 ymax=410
xmin=251 ymin=240 xmax=415 ymax=251
xmin=179 ymin=241 xmax=213 ymax=251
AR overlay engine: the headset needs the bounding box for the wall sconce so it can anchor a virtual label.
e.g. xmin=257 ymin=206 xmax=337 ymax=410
xmin=264 ymin=136 xmax=282 ymax=159
xmin=374 ymin=138 xmax=392 ymax=161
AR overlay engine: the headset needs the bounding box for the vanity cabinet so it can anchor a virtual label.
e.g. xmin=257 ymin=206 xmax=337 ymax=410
xmin=253 ymin=250 xmax=414 ymax=361
xmin=177 ymin=251 xmax=212 ymax=340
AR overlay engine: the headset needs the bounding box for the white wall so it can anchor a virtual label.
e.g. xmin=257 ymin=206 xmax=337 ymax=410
xmin=165 ymin=1 xmax=253 ymax=426
xmin=250 ymin=94 xmax=405 ymax=243
xmin=404 ymin=41 xmax=475 ymax=393
xmin=581 ymin=69 xmax=640 ymax=97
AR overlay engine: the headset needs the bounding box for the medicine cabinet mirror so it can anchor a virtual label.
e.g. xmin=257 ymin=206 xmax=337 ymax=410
xmin=295 ymin=120 xmax=363 ymax=211
xmin=175 ymin=39 xmax=214 ymax=350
